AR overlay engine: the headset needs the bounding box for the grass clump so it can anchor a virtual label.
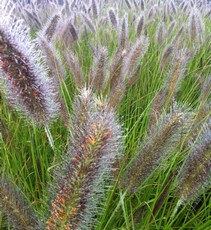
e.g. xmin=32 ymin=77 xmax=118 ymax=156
xmin=0 ymin=0 xmax=210 ymax=229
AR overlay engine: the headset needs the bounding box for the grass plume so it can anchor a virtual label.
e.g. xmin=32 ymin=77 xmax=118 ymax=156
xmin=46 ymin=88 xmax=122 ymax=229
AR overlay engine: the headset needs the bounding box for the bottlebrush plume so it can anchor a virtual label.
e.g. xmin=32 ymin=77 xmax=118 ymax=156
xmin=140 ymin=0 xmax=145 ymax=11
xmin=82 ymin=13 xmax=96 ymax=33
xmin=177 ymin=125 xmax=211 ymax=202
xmin=91 ymin=0 xmax=99 ymax=19
xmin=199 ymin=75 xmax=211 ymax=104
xmin=164 ymin=48 xmax=188 ymax=109
xmin=170 ymin=0 xmax=177 ymax=14
xmin=122 ymin=35 xmax=149 ymax=80
xmin=125 ymin=0 xmax=132 ymax=9
xmin=0 ymin=175 xmax=39 ymax=230
xmin=136 ymin=14 xmax=145 ymax=37
xmin=109 ymin=79 xmax=125 ymax=109
xmin=55 ymin=19 xmax=79 ymax=46
xmin=108 ymin=8 xmax=118 ymax=28
xmin=65 ymin=50 xmax=84 ymax=89
xmin=160 ymin=43 xmax=174 ymax=70
xmin=155 ymin=22 xmax=165 ymax=46
xmin=120 ymin=110 xmax=188 ymax=193
xmin=188 ymin=9 xmax=205 ymax=44
xmin=46 ymin=88 xmax=122 ymax=229
xmin=0 ymin=5 xmax=58 ymax=125
xmin=36 ymin=34 xmax=70 ymax=127
xmin=37 ymin=34 xmax=66 ymax=82
xmin=109 ymin=47 xmax=126 ymax=92
xmin=171 ymin=26 xmax=184 ymax=48
xmin=167 ymin=20 xmax=176 ymax=37
xmin=118 ymin=15 xmax=129 ymax=51
xmin=43 ymin=14 xmax=61 ymax=42
xmin=89 ymin=47 xmax=108 ymax=93
xmin=149 ymin=90 xmax=165 ymax=131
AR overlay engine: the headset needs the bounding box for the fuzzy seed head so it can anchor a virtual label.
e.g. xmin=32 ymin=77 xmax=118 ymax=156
xmin=43 ymin=14 xmax=61 ymax=42
xmin=121 ymin=111 xmax=188 ymax=193
xmin=89 ymin=47 xmax=108 ymax=93
xmin=136 ymin=15 xmax=145 ymax=37
xmin=122 ymin=36 xmax=149 ymax=79
xmin=108 ymin=8 xmax=118 ymax=28
xmin=178 ymin=126 xmax=211 ymax=201
xmin=47 ymin=88 xmax=122 ymax=229
xmin=160 ymin=44 xmax=174 ymax=70
xmin=0 ymin=8 xmax=58 ymax=125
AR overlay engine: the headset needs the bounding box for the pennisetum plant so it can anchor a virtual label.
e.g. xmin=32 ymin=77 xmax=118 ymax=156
xmin=0 ymin=0 xmax=210 ymax=229
xmin=46 ymin=88 xmax=122 ymax=229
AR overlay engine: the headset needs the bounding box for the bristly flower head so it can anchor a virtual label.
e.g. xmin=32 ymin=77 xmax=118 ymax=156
xmin=0 ymin=175 xmax=39 ymax=230
xmin=188 ymin=8 xmax=205 ymax=44
xmin=47 ymin=88 xmax=123 ymax=229
xmin=108 ymin=8 xmax=118 ymax=29
xmin=120 ymin=109 xmax=189 ymax=193
xmin=177 ymin=124 xmax=211 ymax=202
xmin=0 ymin=2 xmax=58 ymax=125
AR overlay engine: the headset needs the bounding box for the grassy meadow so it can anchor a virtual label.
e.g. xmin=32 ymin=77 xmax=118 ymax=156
xmin=0 ymin=0 xmax=210 ymax=229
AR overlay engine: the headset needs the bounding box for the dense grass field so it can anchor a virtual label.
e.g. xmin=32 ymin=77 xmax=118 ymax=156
xmin=0 ymin=0 xmax=210 ymax=229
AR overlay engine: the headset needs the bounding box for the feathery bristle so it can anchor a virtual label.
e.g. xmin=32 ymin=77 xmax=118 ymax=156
xmin=199 ymin=76 xmax=211 ymax=104
xmin=37 ymin=34 xmax=66 ymax=82
xmin=125 ymin=63 xmax=142 ymax=89
xmin=149 ymin=90 xmax=165 ymax=131
xmin=56 ymin=19 xmax=79 ymax=46
xmin=125 ymin=0 xmax=132 ymax=9
xmin=171 ymin=26 xmax=184 ymax=48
